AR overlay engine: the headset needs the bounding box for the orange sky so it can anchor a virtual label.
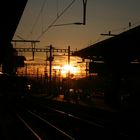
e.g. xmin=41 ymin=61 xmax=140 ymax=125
xmin=14 ymin=0 xmax=140 ymax=77
xmin=14 ymin=0 xmax=140 ymax=50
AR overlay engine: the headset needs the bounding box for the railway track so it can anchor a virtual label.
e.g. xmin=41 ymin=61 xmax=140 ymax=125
xmin=15 ymin=97 xmax=129 ymax=140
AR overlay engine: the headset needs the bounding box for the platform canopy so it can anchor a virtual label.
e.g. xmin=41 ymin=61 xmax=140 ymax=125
xmin=0 ymin=0 xmax=28 ymax=47
xmin=73 ymin=25 xmax=140 ymax=63
xmin=0 ymin=0 xmax=28 ymax=63
xmin=73 ymin=25 xmax=140 ymax=76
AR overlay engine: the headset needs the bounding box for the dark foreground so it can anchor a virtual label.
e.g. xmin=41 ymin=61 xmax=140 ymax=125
xmin=0 ymin=95 xmax=138 ymax=140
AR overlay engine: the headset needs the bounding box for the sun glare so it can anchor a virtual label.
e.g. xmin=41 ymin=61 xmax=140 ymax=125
xmin=61 ymin=65 xmax=78 ymax=76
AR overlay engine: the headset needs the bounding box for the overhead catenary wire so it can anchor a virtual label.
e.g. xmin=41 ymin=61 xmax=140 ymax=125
xmin=30 ymin=0 xmax=47 ymax=36
xmin=56 ymin=0 xmax=59 ymax=17
xmin=44 ymin=0 xmax=87 ymax=28
xmin=36 ymin=0 xmax=76 ymax=40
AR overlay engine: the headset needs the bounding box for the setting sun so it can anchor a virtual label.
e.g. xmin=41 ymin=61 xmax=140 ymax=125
xmin=61 ymin=65 xmax=79 ymax=76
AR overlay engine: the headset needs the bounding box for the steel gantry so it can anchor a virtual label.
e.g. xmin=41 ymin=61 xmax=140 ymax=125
xmin=12 ymin=41 xmax=74 ymax=82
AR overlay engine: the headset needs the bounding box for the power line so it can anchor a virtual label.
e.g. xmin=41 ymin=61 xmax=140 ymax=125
xmin=30 ymin=0 xmax=47 ymax=35
xmin=49 ymin=0 xmax=87 ymax=27
xmin=36 ymin=0 xmax=76 ymax=40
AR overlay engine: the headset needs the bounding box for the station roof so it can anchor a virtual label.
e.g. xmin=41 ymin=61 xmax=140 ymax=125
xmin=0 ymin=0 xmax=28 ymax=48
xmin=0 ymin=0 xmax=28 ymax=64
xmin=73 ymin=25 xmax=140 ymax=62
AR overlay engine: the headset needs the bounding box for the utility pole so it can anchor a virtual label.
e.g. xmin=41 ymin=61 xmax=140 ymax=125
xmin=83 ymin=0 xmax=87 ymax=25
xmin=68 ymin=46 xmax=70 ymax=66
xmin=67 ymin=46 xmax=70 ymax=94
xmin=45 ymin=49 xmax=48 ymax=82
xmin=31 ymin=42 xmax=35 ymax=60
xmin=86 ymin=61 xmax=88 ymax=78
xmin=49 ymin=45 xmax=53 ymax=82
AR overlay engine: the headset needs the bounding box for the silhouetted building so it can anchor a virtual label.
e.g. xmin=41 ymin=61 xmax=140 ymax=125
xmin=0 ymin=0 xmax=28 ymax=74
xmin=73 ymin=25 xmax=140 ymax=109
